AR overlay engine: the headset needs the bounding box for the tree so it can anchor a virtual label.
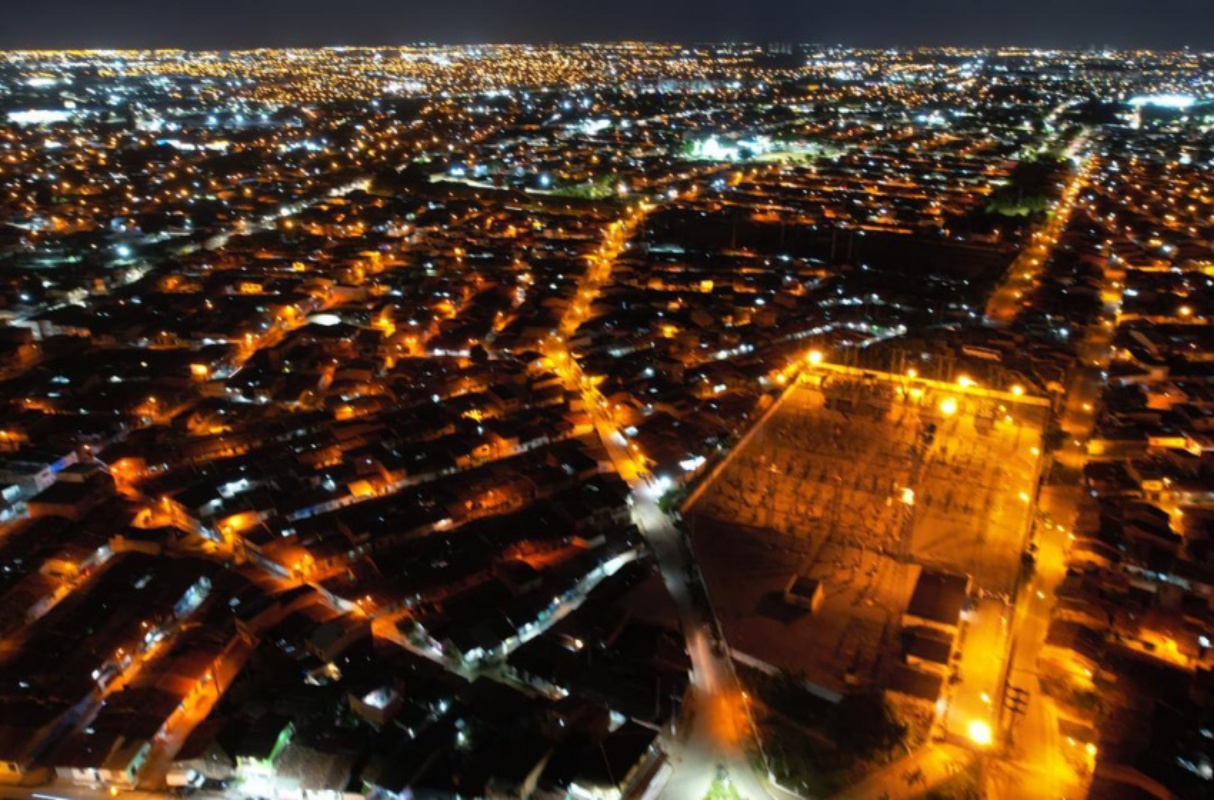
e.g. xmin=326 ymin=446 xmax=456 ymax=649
xmin=829 ymin=694 xmax=906 ymax=756
xmin=1043 ymin=421 xmax=1069 ymax=453
xmin=657 ymin=485 xmax=688 ymax=515
xmin=988 ymin=158 xmax=1065 ymax=217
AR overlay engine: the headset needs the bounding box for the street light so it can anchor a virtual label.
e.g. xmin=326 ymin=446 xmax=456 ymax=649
xmin=967 ymin=719 xmax=993 ymax=747
xmin=807 ymin=350 xmax=823 ymax=366
xmin=939 ymin=397 xmax=958 ymax=416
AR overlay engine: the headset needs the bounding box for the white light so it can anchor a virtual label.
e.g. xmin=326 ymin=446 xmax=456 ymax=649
xmin=8 ymin=109 xmax=73 ymax=125
xmin=647 ymin=475 xmax=674 ymax=499
xmin=679 ymin=455 xmax=707 ymax=472
xmin=1128 ymin=93 xmax=1196 ymax=110
xmin=968 ymin=720 xmax=993 ymax=747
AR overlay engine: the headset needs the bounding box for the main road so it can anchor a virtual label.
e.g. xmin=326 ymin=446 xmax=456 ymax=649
xmin=992 ymin=179 xmax=1119 ymax=799
xmin=985 ymin=151 xmax=1093 ymax=326
xmin=544 ymin=199 xmax=789 ymax=800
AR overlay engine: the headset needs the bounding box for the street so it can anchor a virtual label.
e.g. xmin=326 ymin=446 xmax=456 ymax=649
xmin=541 ymin=201 xmax=787 ymax=800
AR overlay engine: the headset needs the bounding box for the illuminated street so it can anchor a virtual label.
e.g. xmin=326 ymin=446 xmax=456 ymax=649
xmin=543 ymin=197 xmax=784 ymax=799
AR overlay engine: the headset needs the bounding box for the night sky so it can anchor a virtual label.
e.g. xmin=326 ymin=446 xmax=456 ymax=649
xmin=4 ymin=0 xmax=1214 ymax=50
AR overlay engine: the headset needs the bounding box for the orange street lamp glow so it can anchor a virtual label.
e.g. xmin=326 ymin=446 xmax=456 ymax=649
xmin=807 ymin=350 xmax=823 ymax=366
xmin=939 ymin=397 xmax=958 ymax=416
xmin=967 ymin=719 xmax=993 ymax=747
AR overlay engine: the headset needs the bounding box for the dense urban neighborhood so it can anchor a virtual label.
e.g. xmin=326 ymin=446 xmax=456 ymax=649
xmin=0 ymin=43 xmax=1212 ymax=800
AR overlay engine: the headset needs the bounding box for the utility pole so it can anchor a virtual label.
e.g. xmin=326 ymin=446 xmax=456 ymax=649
xmin=830 ymin=471 xmax=843 ymax=548
xmin=1004 ymin=684 xmax=1030 ymax=749
xmin=899 ymin=419 xmax=934 ymax=562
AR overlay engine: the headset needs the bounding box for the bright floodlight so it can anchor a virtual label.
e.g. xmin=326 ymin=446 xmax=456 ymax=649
xmin=1129 ymin=93 xmax=1196 ymax=110
xmin=807 ymin=350 xmax=824 ymax=365
xmin=648 ymin=475 xmax=673 ymax=499
xmin=939 ymin=397 xmax=958 ymax=416
xmin=968 ymin=719 xmax=993 ymax=747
